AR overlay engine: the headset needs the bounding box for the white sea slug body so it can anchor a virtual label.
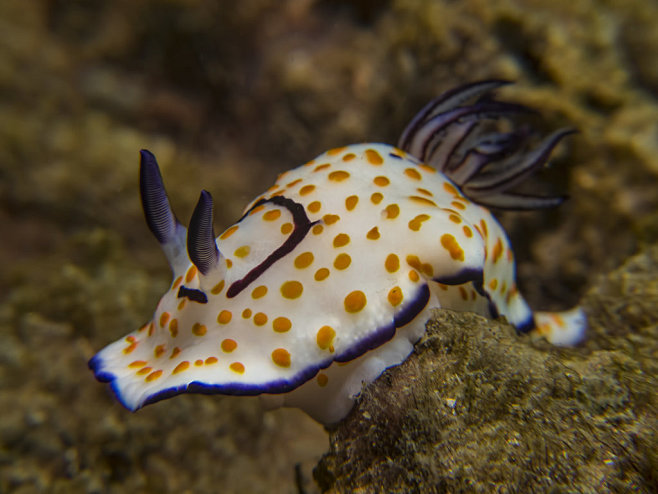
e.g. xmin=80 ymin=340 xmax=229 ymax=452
xmin=89 ymin=81 xmax=586 ymax=424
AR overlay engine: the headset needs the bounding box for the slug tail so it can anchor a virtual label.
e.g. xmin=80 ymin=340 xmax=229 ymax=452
xmin=533 ymin=307 xmax=587 ymax=346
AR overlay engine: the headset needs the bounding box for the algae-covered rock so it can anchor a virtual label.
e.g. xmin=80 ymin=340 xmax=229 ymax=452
xmin=315 ymin=246 xmax=658 ymax=492
xmin=2 ymin=0 xmax=658 ymax=492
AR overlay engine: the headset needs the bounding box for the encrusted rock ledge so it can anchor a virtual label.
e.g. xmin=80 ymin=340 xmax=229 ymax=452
xmin=315 ymin=247 xmax=658 ymax=493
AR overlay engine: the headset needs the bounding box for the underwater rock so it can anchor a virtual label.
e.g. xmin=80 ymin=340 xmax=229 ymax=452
xmin=315 ymin=246 xmax=658 ymax=492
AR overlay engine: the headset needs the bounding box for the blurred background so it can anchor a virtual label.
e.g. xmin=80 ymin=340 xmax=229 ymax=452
xmin=1 ymin=0 xmax=657 ymax=492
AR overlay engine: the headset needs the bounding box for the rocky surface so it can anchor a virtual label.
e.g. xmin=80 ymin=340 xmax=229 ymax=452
xmin=1 ymin=0 xmax=657 ymax=492
xmin=316 ymin=246 xmax=658 ymax=492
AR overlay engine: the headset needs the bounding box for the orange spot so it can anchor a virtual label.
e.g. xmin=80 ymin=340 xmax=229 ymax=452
xmin=221 ymin=339 xmax=237 ymax=352
xmin=345 ymin=195 xmax=359 ymax=211
xmin=286 ymin=178 xmax=302 ymax=188
xmin=242 ymin=308 xmax=252 ymax=319
xmin=280 ymin=280 xmax=303 ymax=299
xmin=147 ymin=322 xmax=155 ymax=336
xmin=489 ymin=279 xmax=498 ymax=290
xmin=500 ymin=281 xmax=507 ymax=294
xmin=406 ymin=255 xmax=422 ymax=270
xmin=333 ymin=233 xmax=350 ymax=248
xmin=388 ymin=286 xmax=403 ymax=306
xmin=254 ymin=312 xmax=268 ymax=326
xmin=272 ymin=348 xmax=291 ymax=367
xmin=449 ymin=214 xmax=462 ymax=224
xmin=220 ymin=225 xmax=239 ymax=240
xmin=344 ymin=290 xmax=367 ymax=313
xmin=273 ymin=317 xmax=292 ymax=333
xmin=314 ymin=164 xmax=330 ymax=172
xmin=250 ymin=204 xmax=265 ymax=216
xmin=327 ymin=146 xmax=346 ymax=156
xmin=251 ymin=285 xmax=268 ymax=299
xmin=409 ymin=195 xmax=437 ymax=207
xmin=343 ymin=153 xmax=356 ymax=161
xmin=136 ymin=366 xmax=152 ymax=375
xmin=374 ymin=176 xmax=390 ymax=187
xmin=492 ymin=238 xmax=504 ymax=263
xmin=323 ymin=214 xmax=340 ymax=225
xmin=217 ymin=310 xmax=232 ymax=324
xmin=123 ymin=342 xmax=137 ymax=355
xmin=172 ymin=361 xmax=190 ymax=374
xmin=551 ymin=314 xmax=566 ymax=328
xmin=419 ymin=164 xmax=436 ymax=174
xmin=128 ymin=360 xmax=147 ymax=368
xmin=404 ymin=168 xmax=422 ymax=180
xmin=316 ymin=325 xmax=336 ymax=350
xmin=317 ymin=373 xmax=329 ymax=387
xmin=294 ymin=252 xmax=314 ymax=269
xmin=422 ymin=263 xmax=434 ymax=277
xmin=146 ymin=370 xmax=163 ymax=382
xmin=234 ymin=245 xmax=251 ymax=258
xmin=177 ymin=299 xmax=187 ymax=311
xmin=172 ymin=276 xmax=183 ymax=289
xmin=226 ymin=259 xmax=233 ymax=268
xmin=281 ymin=222 xmax=293 ymax=234
xmin=211 ymin=280 xmax=225 ymax=295
xmin=314 ymin=268 xmax=330 ymax=281
xmin=159 ymin=312 xmax=170 ymax=328
xmin=443 ymin=182 xmax=459 ymax=196
xmin=385 ymin=253 xmax=400 ymax=273
xmin=263 ymin=209 xmax=281 ymax=221
xmin=312 ymin=224 xmax=324 ymax=235
xmin=463 ymin=226 xmax=473 ymax=238
xmin=371 ymin=192 xmax=383 ymax=204
xmin=195 ymin=359 xmax=204 ymax=366
xmin=334 ymin=253 xmax=351 ymax=270
xmin=308 ymin=201 xmax=321 ymax=213
xmin=300 ymin=184 xmax=316 ymax=196
xmin=365 ymin=148 xmax=384 ymax=165
xmin=416 ymin=187 xmax=433 ymax=197
xmin=185 ymin=266 xmax=197 ymax=283
xmin=329 ymin=170 xmax=350 ymax=182
xmin=408 ymin=214 xmax=430 ymax=231
xmin=409 ymin=270 xmax=420 ymax=282
xmin=230 ymin=362 xmax=245 ymax=374
xmin=459 ymin=286 xmax=469 ymax=301
xmin=206 ymin=357 xmax=218 ymax=365
xmin=480 ymin=219 xmax=488 ymax=238
xmin=385 ymin=204 xmax=400 ymax=219
xmin=170 ymin=347 xmax=181 ymax=359
xmin=192 ymin=323 xmax=207 ymax=336
xmin=366 ymin=226 xmax=380 ymax=240
xmin=451 ymin=200 xmax=466 ymax=210
xmin=440 ymin=234 xmax=465 ymax=261
xmin=154 ymin=344 xmax=166 ymax=359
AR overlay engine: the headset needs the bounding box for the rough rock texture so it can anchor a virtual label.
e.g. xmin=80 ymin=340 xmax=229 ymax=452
xmin=316 ymin=246 xmax=658 ymax=493
xmin=1 ymin=0 xmax=657 ymax=492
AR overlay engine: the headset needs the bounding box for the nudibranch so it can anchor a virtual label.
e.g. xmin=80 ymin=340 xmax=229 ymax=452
xmin=89 ymin=81 xmax=586 ymax=424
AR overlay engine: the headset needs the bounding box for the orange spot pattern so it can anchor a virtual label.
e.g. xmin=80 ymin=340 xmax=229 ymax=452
xmin=440 ymin=234 xmax=465 ymax=261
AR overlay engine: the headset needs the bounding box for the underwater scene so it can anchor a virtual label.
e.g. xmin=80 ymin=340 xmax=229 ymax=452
xmin=0 ymin=1 xmax=656 ymax=492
